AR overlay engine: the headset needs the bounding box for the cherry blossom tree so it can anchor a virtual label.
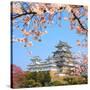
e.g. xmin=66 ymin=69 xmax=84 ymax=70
xmin=73 ymin=52 xmax=88 ymax=76
xmin=11 ymin=2 xmax=88 ymax=49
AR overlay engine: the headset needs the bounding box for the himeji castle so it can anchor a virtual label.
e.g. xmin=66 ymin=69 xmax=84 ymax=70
xmin=28 ymin=41 xmax=75 ymax=77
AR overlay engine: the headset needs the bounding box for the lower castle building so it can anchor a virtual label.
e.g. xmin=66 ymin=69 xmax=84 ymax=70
xmin=28 ymin=56 xmax=75 ymax=81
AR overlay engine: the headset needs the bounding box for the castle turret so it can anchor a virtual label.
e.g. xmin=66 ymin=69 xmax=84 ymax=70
xmin=53 ymin=41 xmax=75 ymax=76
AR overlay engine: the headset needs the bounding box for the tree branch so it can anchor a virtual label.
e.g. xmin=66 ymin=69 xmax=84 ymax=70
xmin=11 ymin=12 xmax=37 ymax=20
xmin=71 ymin=10 xmax=88 ymax=32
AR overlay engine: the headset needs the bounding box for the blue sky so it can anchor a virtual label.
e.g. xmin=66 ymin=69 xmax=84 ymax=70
xmin=12 ymin=9 xmax=87 ymax=71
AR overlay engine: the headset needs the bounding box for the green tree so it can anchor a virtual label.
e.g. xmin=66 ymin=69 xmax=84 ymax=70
xmin=20 ymin=71 xmax=51 ymax=87
xmin=64 ymin=76 xmax=87 ymax=85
